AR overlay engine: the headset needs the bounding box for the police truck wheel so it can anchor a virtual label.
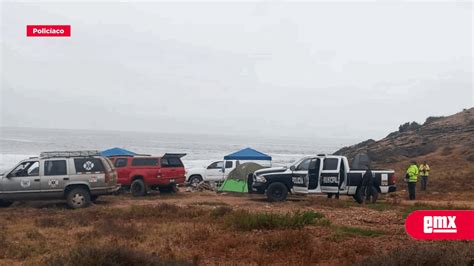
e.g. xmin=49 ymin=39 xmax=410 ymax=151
xmin=0 ymin=200 xmax=13 ymax=208
xmin=131 ymin=179 xmax=146 ymax=197
xmin=66 ymin=188 xmax=91 ymax=209
xmin=266 ymin=182 xmax=288 ymax=202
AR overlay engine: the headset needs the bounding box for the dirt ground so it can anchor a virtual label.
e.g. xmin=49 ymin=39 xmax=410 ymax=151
xmin=0 ymin=190 xmax=473 ymax=265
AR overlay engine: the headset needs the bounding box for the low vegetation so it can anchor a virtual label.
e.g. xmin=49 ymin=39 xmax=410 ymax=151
xmin=222 ymin=210 xmax=325 ymax=231
xmin=400 ymin=202 xmax=472 ymax=218
xmin=1 ymin=194 xmax=473 ymax=265
xmin=334 ymin=225 xmax=386 ymax=237
xmin=358 ymin=242 xmax=474 ymax=266
xmin=46 ymin=245 xmax=192 ymax=266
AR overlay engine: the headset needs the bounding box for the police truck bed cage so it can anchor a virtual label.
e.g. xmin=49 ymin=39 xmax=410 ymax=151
xmin=40 ymin=150 xmax=101 ymax=158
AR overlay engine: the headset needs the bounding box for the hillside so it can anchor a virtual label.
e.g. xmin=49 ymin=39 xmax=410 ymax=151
xmin=335 ymin=108 xmax=474 ymax=197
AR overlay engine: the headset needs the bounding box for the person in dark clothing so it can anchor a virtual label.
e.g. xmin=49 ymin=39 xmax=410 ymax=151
xmin=362 ymin=164 xmax=374 ymax=202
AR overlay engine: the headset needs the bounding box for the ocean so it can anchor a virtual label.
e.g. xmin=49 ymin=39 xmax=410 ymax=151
xmin=0 ymin=127 xmax=359 ymax=172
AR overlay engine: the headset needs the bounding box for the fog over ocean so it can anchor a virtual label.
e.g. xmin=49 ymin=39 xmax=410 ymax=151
xmin=0 ymin=127 xmax=360 ymax=172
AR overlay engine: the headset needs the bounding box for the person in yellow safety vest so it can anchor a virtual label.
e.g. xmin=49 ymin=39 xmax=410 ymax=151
xmin=406 ymin=161 xmax=419 ymax=200
xmin=419 ymin=161 xmax=430 ymax=191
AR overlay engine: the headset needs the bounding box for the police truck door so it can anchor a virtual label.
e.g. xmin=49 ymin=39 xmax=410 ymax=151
xmin=319 ymin=157 xmax=341 ymax=194
xmin=291 ymin=158 xmax=311 ymax=194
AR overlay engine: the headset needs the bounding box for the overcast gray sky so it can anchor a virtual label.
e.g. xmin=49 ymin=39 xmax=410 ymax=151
xmin=1 ymin=1 xmax=473 ymax=140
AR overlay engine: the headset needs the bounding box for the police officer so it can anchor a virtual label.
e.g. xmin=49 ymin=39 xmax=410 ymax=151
xmin=406 ymin=161 xmax=419 ymax=200
xmin=419 ymin=161 xmax=430 ymax=191
xmin=362 ymin=164 xmax=374 ymax=203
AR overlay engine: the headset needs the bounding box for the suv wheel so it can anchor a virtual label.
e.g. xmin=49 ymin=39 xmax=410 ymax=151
xmin=131 ymin=179 xmax=146 ymax=197
xmin=189 ymin=176 xmax=203 ymax=187
xmin=0 ymin=200 xmax=13 ymax=208
xmin=66 ymin=188 xmax=91 ymax=209
xmin=266 ymin=182 xmax=288 ymax=202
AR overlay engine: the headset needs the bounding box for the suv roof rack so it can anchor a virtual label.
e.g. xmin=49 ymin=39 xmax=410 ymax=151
xmin=40 ymin=150 xmax=101 ymax=158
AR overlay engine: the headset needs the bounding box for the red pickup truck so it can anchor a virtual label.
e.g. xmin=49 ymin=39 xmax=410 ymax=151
xmin=109 ymin=154 xmax=186 ymax=196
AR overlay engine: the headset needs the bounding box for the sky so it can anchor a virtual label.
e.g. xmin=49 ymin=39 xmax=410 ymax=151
xmin=1 ymin=1 xmax=473 ymax=141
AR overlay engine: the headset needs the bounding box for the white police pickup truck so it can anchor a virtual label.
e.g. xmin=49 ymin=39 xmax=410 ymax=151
xmin=251 ymin=154 xmax=396 ymax=203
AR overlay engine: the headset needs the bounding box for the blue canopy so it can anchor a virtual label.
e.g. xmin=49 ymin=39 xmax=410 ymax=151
xmin=224 ymin=147 xmax=272 ymax=161
xmin=100 ymin=147 xmax=136 ymax=157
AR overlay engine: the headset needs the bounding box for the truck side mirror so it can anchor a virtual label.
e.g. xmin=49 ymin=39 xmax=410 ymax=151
xmin=290 ymin=165 xmax=296 ymax=171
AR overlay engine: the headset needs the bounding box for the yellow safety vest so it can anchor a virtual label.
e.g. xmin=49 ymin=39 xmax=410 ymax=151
xmin=419 ymin=164 xmax=430 ymax=176
xmin=406 ymin=164 xmax=419 ymax=183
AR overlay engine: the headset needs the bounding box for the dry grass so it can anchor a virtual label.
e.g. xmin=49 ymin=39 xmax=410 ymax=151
xmin=46 ymin=245 xmax=192 ymax=266
xmin=400 ymin=202 xmax=472 ymax=218
xmin=222 ymin=210 xmax=324 ymax=231
xmin=1 ymin=193 xmax=473 ymax=265
xmin=357 ymin=242 xmax=474 ymax=266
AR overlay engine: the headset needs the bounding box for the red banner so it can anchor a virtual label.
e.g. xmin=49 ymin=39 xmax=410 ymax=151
xmin=405 ymin=210 xmax=474 ymax=240
xmin=26 ymin=25 xmax=71 ymax=37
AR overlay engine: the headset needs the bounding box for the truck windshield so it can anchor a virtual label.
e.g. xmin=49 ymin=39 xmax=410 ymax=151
xmin=290 ymin=158 xmax=307 ymax=168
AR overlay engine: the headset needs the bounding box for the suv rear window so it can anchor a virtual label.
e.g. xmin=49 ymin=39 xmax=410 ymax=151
xmin=132 ymin=158 xmax=159 ymax=166
xmin=161 ymin=158 xmax=183 ymax=167
xmin=74 ymin=158 xmax=105 ymax=173
xmin=45 ymin=160 xmax=67 ymax=176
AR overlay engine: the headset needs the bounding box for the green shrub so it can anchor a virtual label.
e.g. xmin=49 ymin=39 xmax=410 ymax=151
xmin=210 ymin=206 xmax=233 ymax=218
xmin=35 ymin=217 xmax=65 ymax=228
xmin=335 ymin=226 xmax=385 ymax=237
xmin=191 ymin=201 xmax=229 ymax=207
xmin=101 ymin=203 xmax=204 ymax=220
xmin=259 ymin=230 xmax=312 ymax=252
xmin=223 ymin=210 xmax=324 ymax=231
xmin=365 ymin=202 xmax=393 ymax=212
xmin=45 ymin=245 xmax=192 ymax=266
xmin=357 ymin=242 xmax=474 ymax=266
xmin=401 ymin=203 xmax=471 ymax=218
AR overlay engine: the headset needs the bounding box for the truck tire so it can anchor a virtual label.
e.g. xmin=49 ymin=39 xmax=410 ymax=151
xmin=66 ymin=187 xmax=91 ymax=209
xmin=188 ymin=175 xmax=202 ymax=187
xmin=0 ymin=200 xmax=13 ymax=208
xmin=266 ymin=182 xmax=288 ymax=202
xmin=131 ymin=179 xmax=146 ymax=197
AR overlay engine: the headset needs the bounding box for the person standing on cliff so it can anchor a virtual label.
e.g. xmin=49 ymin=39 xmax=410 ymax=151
xmin=419 ymin=161 xmax=430 ymax=191
xmin=406 ymin=161 xmax=419 ymax=200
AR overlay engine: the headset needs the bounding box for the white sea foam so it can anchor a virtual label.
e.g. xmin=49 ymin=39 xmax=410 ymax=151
xmin=0 ymin=127 xmax=358 ymax=172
